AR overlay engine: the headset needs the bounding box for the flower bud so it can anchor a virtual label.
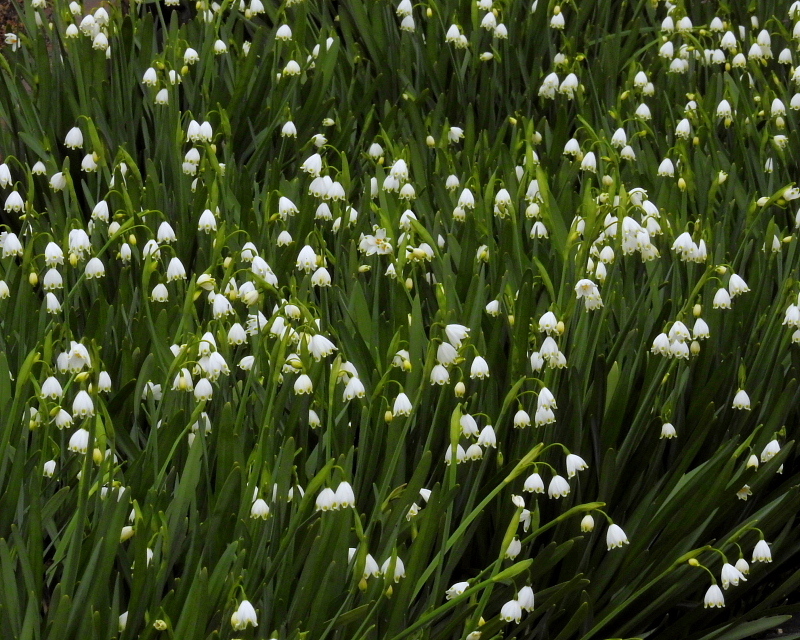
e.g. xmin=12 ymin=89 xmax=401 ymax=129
xmin=454 ymin=381 xmax=465 ymax=397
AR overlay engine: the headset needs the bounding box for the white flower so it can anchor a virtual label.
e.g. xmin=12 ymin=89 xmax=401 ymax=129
xmin=548 ymin=475 xmax=570 ymax=498
xmin=517 ymin=586 xmax=535 ymax=611
xmin=728 ymin=273 xmax=750 ymax=296
xmin=499 ymin=599 xmax=522 ymax=623
xmin=294 ymin=374 xmax=313 ymax=395
xmin=334 ymin=481 xmax=356 ymax=508
xmin=64 ymin=126 xmax=84 ymax=149
xmin=444 ymin=324 xmax=470 ymax=348
xmin=524 ymin=472 xmax=545 ymax=493
xmin=73 ymin=390 xmax=95 ymax=418
xmin=704 ymin=584 xmax=725 ymax=608
xmin=606 ymin=523 xmax=629 ymax=550
xmin=660 ymin=423 xmax=677 ymax=439
xmin=720 ymin=562 xmax=746 ymax=589
xmin=343 ymin=377 xmax=365 ymax=401
xmin=194 ymin=378 xmax=213 ymax=401
xmin=504 ymin=537 xmax=521 ymax=559
xmin=68 ymin=428 xmax=90 ymax=453
xmin=381 ymin=556 xmax=406 ymax=582
xmin=761 ymin=439 xmax=781 ymax=463
xmin=231 ymin=600 xmax=258 ymax=630
xmin=752 ymin=540 xmax=772 ymax=563
xmin=393 ymin=393 xmax=412 ymax=416
xmin=151 ymin=284 xmax=169 ymax=303
xmin=713 ymin=288 xmax=732 ymax=309
xmin=736 ymin=558 xmax=750 ymax=575
xmin=513 ymin=409 xmax=530 ymax=428
xmin=446 ymin=581 xmax=469 ymax=600
xmin=296 ymin=245 xmax=318 ymax=273
xmin=316 ymin=487 xmax=336 ymax=511
xmin=43 ymin=460 xmax=56 ymax=478
xmin=198 ymin=209 xmax=217 ymax=233
xmin=732 ymin=389 xmax=750 ymax=410
xmin=565 ymin=454 xmax=588 ymax=477
xmin=250 ymin=498 xmax=270 ymax=519
xmin=477 ymin=425 xmax=496 ymax=448
xmin=581 ymin=514 xmax=595 ymax=532
xmin=470 ymin=356 xmax=489 ymax=379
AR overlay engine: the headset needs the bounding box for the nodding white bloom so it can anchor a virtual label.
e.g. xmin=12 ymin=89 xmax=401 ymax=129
xmin=458 ymin=187 xmax=475 ymax=209
xmin=3 ymin=233 xmax=23 ymax=257
xmin=155 ymin=88 xmax=169 ymax=105
xmin=283 ymin=60 xmax=301 ymax=75
xmin=72 ymin=390 xmax=95 ymax=418
xmin=752 ymin=540 xmax=772 ymax=563
xmin=393 ymin=392 xmax=412 ymax=416
xmin=68 ymin=428 xmax=90 ymax=453
xmin=713 ymin=288 xmax=732 ymax=309
xmin=499 ymin=599 xmax=522 ymax=623
xmin=675 ymin=118 xmax=691 ymax=139
xmin=559 ymin=73 xmax=579 ymax=97
xmin=611 ymin=127 xmax=627 ymax=148
xmin=580 ymin=151 xmax=597 ymax=172
xmin=4 ymin=190 xmax=23 ymax=213
xmin=45 ymin=242 xmax=64 ymax=267
xmin=460 ymin=413 xmax=479 ymax=437
xmin=313 ymin=487 xmax=335 ymax=512
xmin=172 ymin=368 xmax=194 ymax=392
xmin=736 ymin=557 xmax=750 ymax=576
xmin=194 ymin=378 xmax=213 ymax=401
xmin=530 ymin=221 xmax=548 ymax=239
xmin=548 ymin=475 xmax=570 ymax=498
xmin=198 ymin=209 xmax=217 ymax=233
xmin=294 ymin=374 xmax=313 ymax=395
xmin=151 ymin=284 xmax=169 ymax=303
xmin=231 ymin=600 xmax=258 ymax=631
xmin=444 ymin=443 xmax=466 ymax=465
xmin=0 ymin=163 xmax=10 ymax=188
xmin=0 ymin=280 xmax=8 ymax=299
xmin=517 ymin=586 xmax=535 ymax=612
xmin=524 ymin=472 xmax=545 ymax=493
xmin=470 ymin=356 xmax=489 ymax=379
xmin=581 ymin=514 xmax=595 ymax=532
xmin=704 ymin=584 xmax=725 ymax=608
xmin=692 ymin=318 xmax=710 ymax=340
xmin=43 ymin=460 xmax=56 ymax=478
xmin=334 ymin=481 xmax=356 ymax=508
xmin=446 ymin=581 xmax=469 ymax=600
xmin=660 ymin=422 xmax=677 ymax=439
xmin=444 ymin=324 xmax=469 ymax=348
xmin=761 ymin=439 xmax=781 ymax=463
xmin=720 ymin=562 xmax=746 ymax=589
xmin=574 ymin=279 xmax=598 ymax=299
xmin=343 ymin=376 xmax=365 ymax=401
xmin=166 ymin=257 xmax=187 ymax=282
xmin=54 ymin=409 xmax=72 ymax=429
xmin=658 ymin=40 xmax=674 ymax=59
xmin=41 ymin=376 xmax=63 ymax=400
xmin=296 ymin=245 xmax=318 ymax=273
xmin=606 ymin=523 xmax=629 ymax=550
xmin=84 ymin=257 xmax=105 ymax=279
xmin=250 ymin=498 xmax=270 ymax=519
xmin=631 ymin=103 xmax=652 ymax=123
xmin=657 ymin=158 xmax=674 ymax=177
xmin=732 ymin=389 xmax=750 ymax=410
xmin=565 ymin=454 xmax=588 ymax=477
xmin=445 ymin=23 xmax=462 ymax=43
xmin=513 ymin=409 xmax=530 ymax=429
xmin=300 ymin=152 xmax=323 ymax=177
xmin=485 ymin=300 xmax=501 ymax=316
xmin=311 ymin=267 xmax=331 ymax=287
xmin=563 ymin=138 xmax=581 ymax=157
xmin=728 ymin=273 xmax=749 ymax=296
xmin=477 ymin=425 xmax=496 ymax=448
xmin=381 ymin=556 xmax=406 ymax=582
xmin=504 ymin=537 xmax=521 ymax=559
xmin=64 ymin=126 xmax=84 ymax=149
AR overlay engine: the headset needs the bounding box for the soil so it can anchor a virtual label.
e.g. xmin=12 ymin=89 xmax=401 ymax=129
xmin=0 ymin=0 xmax=22 ymax=42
